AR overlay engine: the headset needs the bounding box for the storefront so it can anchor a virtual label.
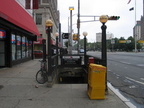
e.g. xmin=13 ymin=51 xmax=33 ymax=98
xmin=0 ymin=0 xmax=40 ymax=68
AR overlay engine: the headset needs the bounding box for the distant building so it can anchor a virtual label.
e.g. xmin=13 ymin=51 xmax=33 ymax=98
xmin=96 ymin=32 xmax=114 ymax=42
xmin=133 ymin=21 xmax=141 ymax=40
xmin=141 ymin=16 xmax=144 ymax=40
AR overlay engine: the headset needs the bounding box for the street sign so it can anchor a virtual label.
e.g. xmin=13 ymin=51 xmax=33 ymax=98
xmin=111 ymin=40 xmax=115 ymax=44
xmin=126 ymin=40 xmax=131 ymax=43
xmin=119 ymin=40 xmax=126 ymax=43
xmin=138 ymin=40 xmax=144 ymax=43
xmin=62 ymin=33 xmax=69 ymax=39
xmin=119 ymin=40 xmax=131 ymax=43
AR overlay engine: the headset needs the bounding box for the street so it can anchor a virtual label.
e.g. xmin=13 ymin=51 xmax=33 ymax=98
xmin=87 ymin=51 xmax=144 ymax=108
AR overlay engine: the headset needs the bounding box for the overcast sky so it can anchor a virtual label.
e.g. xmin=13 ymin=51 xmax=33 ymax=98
xmin=58 ymin=0 xmax=143 ymax=42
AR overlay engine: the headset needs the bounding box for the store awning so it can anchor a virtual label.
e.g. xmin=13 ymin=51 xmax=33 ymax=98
xmin=0 ymin=0 xmax=40 ymax=36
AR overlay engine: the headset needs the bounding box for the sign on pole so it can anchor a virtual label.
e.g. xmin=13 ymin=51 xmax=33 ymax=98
xmin=62 ymin=33 xmax=69 ymax=39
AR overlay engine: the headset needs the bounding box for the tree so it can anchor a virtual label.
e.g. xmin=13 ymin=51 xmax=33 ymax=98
xmin=118 ymin=37 xmax=126 ymax=51
xmin=113 ymin=37 xmax=119 ymax=51
xmin=95 ymin=42 xmax=101 ymax=51
xmin=64 ymin=41 xmax=68 ymax=47
xmin=126 ymin=36 xmax=134 ymax=51
xmin=79 ymin=38 xmax=88 ymax=49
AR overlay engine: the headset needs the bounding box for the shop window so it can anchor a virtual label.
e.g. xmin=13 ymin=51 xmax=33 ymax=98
xmin=28 ymin=41 xmax=32 ymax=57
xmin=25 ymin=38 xmax=28 ymax=57
xmin=16 ymin=35 xmax=21 ymax=59
xmin=22 ymin=36 xmax=26 ymax=58
xmin=36 ymin=13 xmax=42 ymax=25
xmin=0 ymin=29 xmax=6 ymax=39
xmin=11 ymin=34 xmax=16 ymax=61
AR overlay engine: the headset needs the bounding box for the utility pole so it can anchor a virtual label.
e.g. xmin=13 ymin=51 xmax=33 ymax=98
xmin=77 ymin=0 xmax=80 ymax=54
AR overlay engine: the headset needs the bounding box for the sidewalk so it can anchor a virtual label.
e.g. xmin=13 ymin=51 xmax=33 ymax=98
xmin=0 ymin=59 xmax=131 ymax=108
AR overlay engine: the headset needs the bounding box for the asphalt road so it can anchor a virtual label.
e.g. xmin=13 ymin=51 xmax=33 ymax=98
xmin=87 ymin=51 xmax=144 ymax=108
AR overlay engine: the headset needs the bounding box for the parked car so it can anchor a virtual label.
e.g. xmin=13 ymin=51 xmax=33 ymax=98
xmin=79 ymin=49 xmax=84 ymax=53
xmin=33 ymin=50 xmax=43 ymax=58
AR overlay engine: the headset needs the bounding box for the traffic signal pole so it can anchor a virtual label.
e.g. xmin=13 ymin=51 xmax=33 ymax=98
xmin=77 ymin=0 xmax=80 ymax=54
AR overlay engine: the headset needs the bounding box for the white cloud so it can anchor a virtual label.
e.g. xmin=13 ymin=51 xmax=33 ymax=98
xmin=58 ymin=0 xmax=143 ymax=42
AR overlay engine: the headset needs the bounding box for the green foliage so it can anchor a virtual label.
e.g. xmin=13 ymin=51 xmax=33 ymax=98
xmin=74 ymin=36 xmax=143 ymax=52
xmin=64 ymin=41 xmax=68 ymax=47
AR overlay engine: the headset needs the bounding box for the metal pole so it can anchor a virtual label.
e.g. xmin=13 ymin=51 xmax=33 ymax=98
xmin=56 ymin=37 xmax=58 ymax=66
xmin=59 ymin=23 xmax=62 ymax=46
xmin=101 ymin=23 xmax=108 ymax=92
xmin=134 ymin=0 xmax=137 ymax=52
xmin=42 ymin=39 xmax=46 ymax=61
xmin=47 ymin=26 xmax=52 ymax=82
xmin=68 ymin=17 xmax=70 ymax=33
xmin=77 ymin=0 xmax=80 ymax=54
xmin=69 ymin=10 xmax=73 ymax=54
xmin=84 ymin=36 xmax=86 ymax=65
xmin=101 ymin=23 xmax=107 ymax=67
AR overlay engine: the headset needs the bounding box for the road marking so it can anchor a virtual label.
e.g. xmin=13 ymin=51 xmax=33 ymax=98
xmin=126 ymin=77 xmax=144 ymax=85
xmin=120 ymin=61 xmax=131 ymax=65
xmin=140 ymin=78 xmax=144 ymax=80
xmin=137 ymin=64 xmax=144 ymax=67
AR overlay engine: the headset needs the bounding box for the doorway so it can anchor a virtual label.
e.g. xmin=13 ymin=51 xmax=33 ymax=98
xmin=0 ymin=41 xmax=5 ymax=67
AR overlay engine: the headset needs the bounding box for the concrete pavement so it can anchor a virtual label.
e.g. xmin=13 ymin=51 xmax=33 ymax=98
xmin=0 ymin=59 xmax=133 ymax=108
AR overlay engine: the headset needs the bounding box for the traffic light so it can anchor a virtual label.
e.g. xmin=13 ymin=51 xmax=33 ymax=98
xmin=108 ymin=16 xmax=120 ymax=20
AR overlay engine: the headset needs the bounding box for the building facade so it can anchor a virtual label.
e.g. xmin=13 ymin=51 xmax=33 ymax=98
xmin=96 ymin=32 xmax=114 ymax=42
xmin=0 ymin=0 xmax=40 ymax=67
xmin=141 ymin=16 xmax=144 ymax=40
xmin=133 ymin=21 xmax=141 ymax=40
xmin=33 ymin=0 xmax=60 ymax=51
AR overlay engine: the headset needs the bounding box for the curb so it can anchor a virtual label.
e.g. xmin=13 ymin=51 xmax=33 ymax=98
xmin=108 ymin=82 xmax=136 ymax=108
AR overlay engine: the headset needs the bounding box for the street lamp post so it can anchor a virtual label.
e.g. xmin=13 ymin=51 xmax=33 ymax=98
xmin=42 ymin=39 xmax=46 ymax=61
xmin=45 ymin=19 xmax=53 ymax=83
xmin=69 ymin=6 xmax=74 ymax=54
xmin=55 ymin=32 xmax=59 ymax=66
xmin=83 ymin=31 xmax=88 ymax=65
xmin=99 ymin=15 xmax=108 ymax=92
xmin=99 ymin=15 xmax=108 ymax=67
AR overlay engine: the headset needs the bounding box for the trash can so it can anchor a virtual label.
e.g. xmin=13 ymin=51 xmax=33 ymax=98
xmin=87 ymin=63 xmax=106 ymax=99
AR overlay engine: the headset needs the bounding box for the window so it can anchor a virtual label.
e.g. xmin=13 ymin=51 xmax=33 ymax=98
xmin=36 ymin=13 xmax=42 ymax=25
xmin=22 ymin=36 xmax=26 ymax=58
xmin=11 ymin=34 xmax=16 ymax=60
xmin=25 ymin=38 xmax=28 ymax=57
xmin=28 ymin=41 xmax=32 ymax=57
xmin=16 ymin=35 xmax=21 ymax=59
